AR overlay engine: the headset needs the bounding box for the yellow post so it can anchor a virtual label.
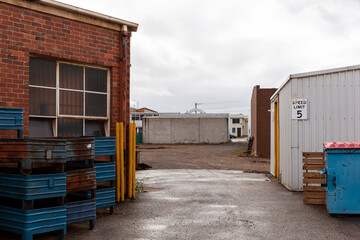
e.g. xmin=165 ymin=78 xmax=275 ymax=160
xmin=128 ymin=123 xmax=133 ymax=198
xmin=120 ymin=122 xmax=125 ymax=202
xmin=132 ymin=123 xmax=136 ymax=199
xmin=116 ymin=123 xmax=121 ymax=202
xmin=274 ymin=100 xmax=280 ymax=178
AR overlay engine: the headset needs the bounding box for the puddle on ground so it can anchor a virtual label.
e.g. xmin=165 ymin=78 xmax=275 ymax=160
xmin=145 ymin=224 xmax=168 ymax=230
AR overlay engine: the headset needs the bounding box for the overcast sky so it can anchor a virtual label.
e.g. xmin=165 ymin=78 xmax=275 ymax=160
xmin=57 ymin=0 xmax=360 ymax=114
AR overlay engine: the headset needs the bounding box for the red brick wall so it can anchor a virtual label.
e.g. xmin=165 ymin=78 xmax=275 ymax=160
xmin=0 ymin=2 xmax=131 ymax=138
xmin=251 ymin=85 xmax=277 ymax=157
xmin=251 ymin=85 xmax=258 ymax=154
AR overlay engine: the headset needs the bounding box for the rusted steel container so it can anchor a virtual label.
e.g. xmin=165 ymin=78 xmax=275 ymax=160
xmin=65 ymin=137 xmax=95 ymax=162
xmin=66 ymin=168 xmax=96 ymax=194
xmin=0 ymin=139 xmax=67 ymax=174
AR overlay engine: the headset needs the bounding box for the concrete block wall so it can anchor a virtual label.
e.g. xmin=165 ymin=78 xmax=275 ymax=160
xmin=143 ymin=116 xmax=229 ymax=144
xmin=0 ymin=2 xmax=131 ymax=137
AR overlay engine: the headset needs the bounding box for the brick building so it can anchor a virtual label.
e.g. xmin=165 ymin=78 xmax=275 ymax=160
xmin=0 ymin=0 xmax=138 ymax=140
xmin=250 ymin=85 xmax=276 ymax=157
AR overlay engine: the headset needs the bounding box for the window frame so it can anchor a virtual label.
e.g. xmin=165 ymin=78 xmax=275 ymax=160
xmin=29 ymin=59 xmax=110 ymax=137
xmin=232 ymin=118 xmax=240 ymax=124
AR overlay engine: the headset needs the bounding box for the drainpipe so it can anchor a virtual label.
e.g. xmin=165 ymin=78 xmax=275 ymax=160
xmin=120 ymin=25 xmax=129 ymax=194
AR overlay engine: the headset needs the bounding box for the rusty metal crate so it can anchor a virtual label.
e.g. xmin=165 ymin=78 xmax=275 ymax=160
xmin=65 ymin=137 xmax=95 ymax=162
xmin=0 ymin=139 xmax=67 ymax=175
xmin=66 ymin=168 xmax=96 ymax=194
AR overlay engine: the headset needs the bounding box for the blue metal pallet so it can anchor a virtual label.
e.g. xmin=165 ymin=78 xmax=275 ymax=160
xmin=0 ymin=205 xmax=66 ymax=240
xmin=95 ymin=187 xmax=115 ymax=209
xmin=0 ymin=108 xmax=23 ymax=138
xmin=0 ymin=173 xmax=66 ymax=200
xmin=95 ymin=137 xmax=116 ymax=157
xmin=67 ymin=198 xmax=96 ymax=229
xmin=95 ymin=162 xmax=115 ymax=182
xmin=80 ymin=187 xmax=115 ymax=210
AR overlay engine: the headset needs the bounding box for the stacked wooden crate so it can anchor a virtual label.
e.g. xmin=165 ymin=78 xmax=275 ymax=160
xmin=0 ymin=108 xmax=67 ymax=240
xmin=302 ymin=152 xmax=326 ymax=205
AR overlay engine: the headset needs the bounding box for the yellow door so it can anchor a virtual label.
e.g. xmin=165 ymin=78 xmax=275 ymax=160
xmin=274 ymin=99 xmax=280 ymax=178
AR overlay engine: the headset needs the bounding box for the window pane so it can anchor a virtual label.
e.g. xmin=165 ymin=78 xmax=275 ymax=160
xmin=29 ymin=118 xmax=54 ymax=137
xmin=85 ymin=67 xmax=107 ymax=92
xmin=60 ymin=90 xmax=83 ymax=115
xmin=29 ymin=57 xmax=56 ymax=87
xmin=60 ymin=63 xmax=83 ymax=90
xmin=85 ymin=93 xmax=106 ymax=117
xmin=29 ymin=87 xmax=56 ymax=116
xmin=85 ymin=120 xmax=105 ymax=136
xmin=58 ymin=118 xmax=83 ymax=137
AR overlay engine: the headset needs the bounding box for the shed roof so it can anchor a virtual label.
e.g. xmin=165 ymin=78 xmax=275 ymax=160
xmin=270 ymin=64 xmax=360 ymax=101
xmin=146 ymin=113 xmax=229 ymax=119
xmin=1 ymin=0 xmax=138 ymax=32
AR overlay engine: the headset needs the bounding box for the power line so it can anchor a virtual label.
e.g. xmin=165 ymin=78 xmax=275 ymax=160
xmin=202 ymin=106 xmax=250 ymax=110
xmin=197 ymin=100 xmax=249 ymax=105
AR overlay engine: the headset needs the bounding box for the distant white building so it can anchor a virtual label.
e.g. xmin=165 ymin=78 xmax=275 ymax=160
xmin=130 ymin=107 xmax=158 ymax=134
xmin=229 ymin=114 xmax=248 ymax=137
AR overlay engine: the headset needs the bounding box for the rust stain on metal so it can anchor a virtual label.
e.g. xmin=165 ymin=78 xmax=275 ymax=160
xmin=67 ymin=168 xmax=96 ymax=194
xmin=66 ymin=138 xmax=95 ymax=161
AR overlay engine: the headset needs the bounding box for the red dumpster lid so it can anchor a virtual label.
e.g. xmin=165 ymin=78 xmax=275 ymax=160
xmin=324 ymin=141 xmax=360 ymax=149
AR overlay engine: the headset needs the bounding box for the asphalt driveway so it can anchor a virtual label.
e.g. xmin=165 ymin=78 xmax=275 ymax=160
xmin=2 ymin=143 xmax=360 ymax=239
xmin=4 ymin=169 xmax=357 ymax=240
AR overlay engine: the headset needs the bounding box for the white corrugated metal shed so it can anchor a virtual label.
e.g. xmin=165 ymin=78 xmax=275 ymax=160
xmin=270 ymin=64 xmax=360 ymax=191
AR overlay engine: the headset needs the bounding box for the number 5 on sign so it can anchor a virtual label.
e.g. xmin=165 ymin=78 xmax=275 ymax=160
xmin=292 ymin=98 xmax=308 ymax=120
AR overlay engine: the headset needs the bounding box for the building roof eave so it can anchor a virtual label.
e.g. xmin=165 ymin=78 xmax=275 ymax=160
xmin=1 ymin=0 xmax=139 ymax=32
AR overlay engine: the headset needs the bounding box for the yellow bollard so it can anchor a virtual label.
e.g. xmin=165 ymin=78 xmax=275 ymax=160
xmin=132 ymin=124 xmax=136 ymax=199
xmin=128 ymin=123 xmax=133 ymax=198
xmin=120 ymin=123 xmax=125 ymax=202
xmin=116 ymin=123 xmax=120 ymax=202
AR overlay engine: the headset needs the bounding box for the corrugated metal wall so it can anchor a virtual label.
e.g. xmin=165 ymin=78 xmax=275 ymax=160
xmin=272 ymin=68 xmax=360 ymax=191
xmin=278 ymin=82 xmax=293 ymax=190
xmin=270 ymin=102 xmax=275 ymax=176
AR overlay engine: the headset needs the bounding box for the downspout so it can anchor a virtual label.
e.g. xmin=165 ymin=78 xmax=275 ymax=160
xmin=120 ymin=25 xmax=129 ymax=194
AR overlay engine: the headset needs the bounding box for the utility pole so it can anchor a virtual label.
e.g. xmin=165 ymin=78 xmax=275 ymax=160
xmin=195 ymin=103 xmax=198 ymax=114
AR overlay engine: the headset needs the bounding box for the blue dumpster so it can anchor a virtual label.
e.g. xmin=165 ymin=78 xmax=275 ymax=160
xmin=322 ymin=141 xmax=360 ymax=214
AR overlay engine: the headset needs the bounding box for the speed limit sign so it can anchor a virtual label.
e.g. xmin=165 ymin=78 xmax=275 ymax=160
xmin=292 ymin=99 xmax=308 ymax=120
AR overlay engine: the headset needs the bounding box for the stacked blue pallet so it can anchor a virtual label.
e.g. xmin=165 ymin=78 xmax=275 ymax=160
xmin=0 ymin=108 xmax=67 ymax=240
xmin=94 ymin=137 xmax=116 ymax=213
xmin=65 ymin=137 xmax=96 ymax=230
xmin=0 ymin=173 xmax=67 ymax=240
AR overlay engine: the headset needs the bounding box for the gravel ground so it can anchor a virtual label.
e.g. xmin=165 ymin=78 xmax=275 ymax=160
xmin=137 ymin=141 xmax=270 ymax=172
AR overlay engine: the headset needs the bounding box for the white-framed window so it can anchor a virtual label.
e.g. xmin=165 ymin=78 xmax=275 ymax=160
xmin=232 ymin=128 xmax=236 ymax=133
xmin=29 ymin=57 xmax=110 ymax=137
xmin=232 ymin=118 xmax=240 ymax=124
